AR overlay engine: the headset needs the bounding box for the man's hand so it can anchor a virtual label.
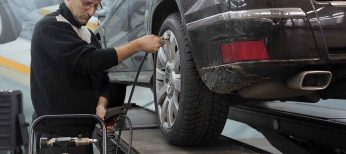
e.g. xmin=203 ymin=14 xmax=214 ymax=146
xmin=115 ymin=34 xmax=165 ymax=62
xmin=96 ymin=96 xmax=117 ymax=132
xmin=134 ymin=35 xmax=165 ymax=53
xmin=96 ymin=96 xmax=107 ymax=120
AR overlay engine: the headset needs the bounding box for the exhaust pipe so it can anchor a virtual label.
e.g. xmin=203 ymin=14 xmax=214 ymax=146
xmin=287 ymin=71 xmax=332 ymax=90
xmin=238 ymin=71 xmax=331 ymax=99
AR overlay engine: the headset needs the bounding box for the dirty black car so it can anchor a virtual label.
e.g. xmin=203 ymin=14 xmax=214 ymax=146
xmin=96 ymin=0 xmax=346 ymax=146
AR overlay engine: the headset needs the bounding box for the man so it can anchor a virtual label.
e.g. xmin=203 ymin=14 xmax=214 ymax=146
xmin=30 ymin=0 xmax=162 ymax=153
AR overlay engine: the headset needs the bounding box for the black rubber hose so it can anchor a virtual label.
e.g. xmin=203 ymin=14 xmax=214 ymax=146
xmin=116 ymin=52 xmax=149 ymax=154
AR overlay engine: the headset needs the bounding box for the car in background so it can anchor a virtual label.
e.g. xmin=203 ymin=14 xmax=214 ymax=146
xmin=97 ymin=0 xmax=346 ymax=149
xmin=0 ymin=0 xmax=62 ymax=43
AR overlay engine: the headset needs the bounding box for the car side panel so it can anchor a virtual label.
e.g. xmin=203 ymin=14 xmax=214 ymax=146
xmin=103 ymin=0 xmax=129 ymax=47
xmin=101 ymin=0 xmax=136 ymax=76
xmin=128 ymin=0 xmax=154 ymax=73
xmin=106 ymin=0 xmax=154 ymax=83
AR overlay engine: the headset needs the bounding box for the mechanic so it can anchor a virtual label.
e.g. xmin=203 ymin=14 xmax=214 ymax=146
xmin=30 ymin=0 xmax=163 ymax=153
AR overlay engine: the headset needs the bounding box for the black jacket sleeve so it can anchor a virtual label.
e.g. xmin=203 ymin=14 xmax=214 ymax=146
xmin=99 ymin=72 xmax=110 ymax=100
xmin=37 ymin=21 xmax=118 ymax=75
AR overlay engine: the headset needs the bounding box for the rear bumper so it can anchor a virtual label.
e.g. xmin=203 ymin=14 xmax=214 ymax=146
xmin=185 ymin=6 xmax=346 ymax=94
xmin=186 ymin=7 xmax=322 ymax=69
xmin=199 ymin=59 xmax=346 ymax=94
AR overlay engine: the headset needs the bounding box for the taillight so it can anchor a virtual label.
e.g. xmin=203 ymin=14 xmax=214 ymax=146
xmin=221 ymin=40 xmax=269 ymax=63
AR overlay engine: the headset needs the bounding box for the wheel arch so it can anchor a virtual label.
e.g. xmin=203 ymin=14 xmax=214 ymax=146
xmin=149 ymin=0 xmax=183 ymax=84
xmin=150 ymin=0 xmax=181 ymax=35
xmin=149 ymin=0 xmax=206 ymax=84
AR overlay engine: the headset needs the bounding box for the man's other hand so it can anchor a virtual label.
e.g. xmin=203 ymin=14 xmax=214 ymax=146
xmin=96 ymin=97 xmax=117 ymax=132
xmin=96 ymin=96 xmax=107 ymax=120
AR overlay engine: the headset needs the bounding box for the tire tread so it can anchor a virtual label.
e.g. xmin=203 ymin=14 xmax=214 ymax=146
xmin=155 ymin=13 xmax=229 ymax=146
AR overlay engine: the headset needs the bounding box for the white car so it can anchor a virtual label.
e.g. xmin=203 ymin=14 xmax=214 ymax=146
xmin=0 ymin=0 xmax=62 ymax=43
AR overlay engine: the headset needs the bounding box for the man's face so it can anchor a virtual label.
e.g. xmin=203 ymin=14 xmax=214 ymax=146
xmin=68 ymin=0 xmax=101 ymax=25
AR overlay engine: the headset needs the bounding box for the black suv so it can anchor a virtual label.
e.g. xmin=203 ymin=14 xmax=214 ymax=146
xmin=96 ymin=0 xmax=346 ymax=146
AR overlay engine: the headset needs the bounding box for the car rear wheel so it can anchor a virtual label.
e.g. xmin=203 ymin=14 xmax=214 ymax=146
xmin=154 ymin=13 xmax=229 ymax=146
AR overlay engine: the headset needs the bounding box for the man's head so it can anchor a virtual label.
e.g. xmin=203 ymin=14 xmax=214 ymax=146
xmin=64 ymin=0 xmax=101 ymax=25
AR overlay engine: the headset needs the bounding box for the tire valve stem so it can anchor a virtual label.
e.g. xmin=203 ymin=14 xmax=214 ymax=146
xmin=160 ymin=36 xmax=169 ymax=45
xmin=161 ymin=35 xmax=170 ymax=41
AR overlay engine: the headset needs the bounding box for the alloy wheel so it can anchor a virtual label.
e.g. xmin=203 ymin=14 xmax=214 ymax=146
xmin=155 ymin=30 xmax=181 ymax=129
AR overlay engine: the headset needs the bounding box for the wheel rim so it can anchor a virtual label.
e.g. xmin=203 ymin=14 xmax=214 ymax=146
xmin=156 ymin=30 xmax=181 ymax=129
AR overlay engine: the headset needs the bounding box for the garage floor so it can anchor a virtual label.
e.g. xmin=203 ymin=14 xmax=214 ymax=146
xmin=112 ymin=107 xmax=270 ymax=154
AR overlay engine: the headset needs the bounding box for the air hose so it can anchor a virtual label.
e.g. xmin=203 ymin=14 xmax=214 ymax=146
xmin=114 ymin=52 xmax=150 ymax=154
xmin=113 ymin=36 xmax=167 ymax=154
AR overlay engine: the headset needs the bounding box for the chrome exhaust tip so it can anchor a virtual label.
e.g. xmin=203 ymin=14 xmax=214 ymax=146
xmin=287 ymin=71 xmax=332 ymax=90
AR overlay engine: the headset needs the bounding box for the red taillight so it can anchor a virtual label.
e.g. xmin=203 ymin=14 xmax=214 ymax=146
xmin=221 ymin=40 xmax=269 ymax=63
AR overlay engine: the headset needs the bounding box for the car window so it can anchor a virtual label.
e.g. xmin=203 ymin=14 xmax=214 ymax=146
xmin=7 ymin=0 xmax=36 ymax=21
xmin=127 ymin=0 xmax=153 ymax=71
xmin=128 ymin=0 xmax=146 ymax=31
xmin=3 ymin=0 xmax=63 ymax=40
xmin=103 ymin=0 xmax=129 ymax=46
xmin=34 ymin=0 xmax=63 ymax=8
xmin=7 ymin=0 xmax=62 ymax=21
xmin=94 ymin=0 xmax=113 ymax=18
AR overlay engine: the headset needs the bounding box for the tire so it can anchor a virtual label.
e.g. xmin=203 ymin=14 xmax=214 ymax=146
xmin=153 ymin=13 xmax=229 ymax=146
xmin=0 ymin=3 xmax=21 ymax=44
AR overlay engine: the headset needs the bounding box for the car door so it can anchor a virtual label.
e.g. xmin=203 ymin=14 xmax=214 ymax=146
xmin=127 ymin=0 xmax=153 ymax=83
xmin=99 ymin=0 xmax=139 ymax=83
xmin=102 ymin=0 xmax=129 ymax=47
